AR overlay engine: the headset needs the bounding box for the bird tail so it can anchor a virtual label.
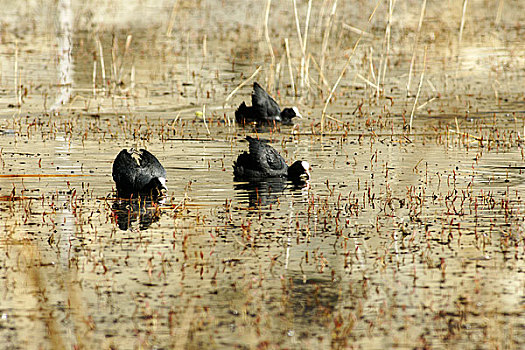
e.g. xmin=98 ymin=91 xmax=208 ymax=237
xmin=235 ymin=102 xmax=248 ymax=124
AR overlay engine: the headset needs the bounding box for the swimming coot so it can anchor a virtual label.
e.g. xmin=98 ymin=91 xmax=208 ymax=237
xmin=233 ymin=136 xmax=310 ymax=181
xmin=235 ymin=82 xmax=302 ymax=125
xmin=112 ymin=148 xmax=167 ymax=197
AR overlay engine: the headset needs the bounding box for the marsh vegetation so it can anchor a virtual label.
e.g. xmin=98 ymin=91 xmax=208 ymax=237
xmin=0 ymin=0 xmax=524 ymax=348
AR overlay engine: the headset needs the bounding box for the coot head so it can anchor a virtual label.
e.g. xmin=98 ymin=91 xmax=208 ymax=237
xmin=287 ymin=160 xmax=310 ymax=180
xmin=280 ymin=107 xmax=302 ymax=124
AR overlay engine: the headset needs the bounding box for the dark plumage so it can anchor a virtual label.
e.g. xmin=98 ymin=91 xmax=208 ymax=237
xmin=235 ymin=82 xmax=302 ymax=125
xmin=233 ymin=136 xmax=310 ymax=181
xmin=112 ymin=148 xmax=167 ymax=197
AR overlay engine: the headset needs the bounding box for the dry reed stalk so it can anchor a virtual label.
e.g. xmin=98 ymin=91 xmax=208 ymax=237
xmin=321 ymin=37 xmax=362 ymax=132
xmin=342 ymin=23 xmax=372 ymax=38
xmin=447 ymin=129 xmax=482 ymax=142
xmin=304 ymin=53 xmax=312 ymax=90
xmin=377 ymin=0 xmax=396 ymax=97
xmin=369 ymin=47 xmax=376 ymax=83
xmin=416 ymin=96 xmax=437 ymax=110
xmin=409 ymin=46 xmax=427 ymax=131
xmin=14 ymin=40 xmax=19 ymax=107
xmin=111 ymin=36 xmax=118 ymax=90
xmin=96 ymin=37 xmax=106 ymax=93
xmin=319 ymin=0 xmax=338 ymax=82
xmin=292 ymin=0 xmax=304 ymax=52
xmin=456 ymin=0 xmax=469 ymax=76
xmin=117 ymin=34 xmax=132 ymax=83
xmin=166 ymin=0 xmax=179 ymax=36
xmin=357 ymin=73 xmax=379 ymax=90
xmin=303 ymin=0 xmax=312 ymax=52
xmin=292 ymin=0 xmax=303 ymax=87
xmin=202 ymin=104 xmax=210 ymax=136
xmin=17 ymin=61 xmax=22 ymax=108
xmin=264 ymin=0 xmax=275 ymax=90
xmin=284 ymin=38 xmax=296 ymax=96
xmin=92 ymin=61 xmax=97 ymax=97
xmin=131 ymin=64 xmax=135 ymax=93
xmin=275 ymin=55 xmax=283 ymax=91
xmin=302 ymin=0 xmax=312 ymax=91
xmin=185 ymin=33 xmax=190 ymax=82
xmin=426 ymin=78 xmax=436 ymax=92
xmin=364 ymin=0 xmax=382 ymax=96
xmin=292 ymin=0 xmax=312 ymax=91
xmin=316 ymin=0 xmax=331 ymax=37
xmin=495 ymin=0 xmax=504 ymax=25
xmin=368 ymin=0 xmax=382 ymax=22
xmin=458 ymin=0 xmax=468 ymax=46
xmin=225 ymin=66 xmax=262 ymax=102
xmin=309 ymin=55 xmax=330 ymax=89
xmin=406 ymin=0 xmax=427 ymax=95
xmin=319 ymin=0 xmax=381 ymax=131
xmin=298 ymin=53 xmax=322 ymax=93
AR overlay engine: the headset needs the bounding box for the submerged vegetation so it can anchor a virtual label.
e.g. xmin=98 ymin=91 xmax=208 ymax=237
xmin=0 ymin=0 xmax=524 ymax=348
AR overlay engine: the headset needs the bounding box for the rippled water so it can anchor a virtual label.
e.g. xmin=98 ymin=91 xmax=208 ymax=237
xmin=1 ymin=0 xmax=525 ymax=349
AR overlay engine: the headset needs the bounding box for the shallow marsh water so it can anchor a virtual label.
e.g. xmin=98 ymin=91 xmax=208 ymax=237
xmin=0 ymin=0 xmax=525 ymax=349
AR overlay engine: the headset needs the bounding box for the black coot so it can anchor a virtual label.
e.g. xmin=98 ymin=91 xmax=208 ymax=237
xmin=233 ymin=136 xmax=310 ymax=181
xmin=235 ymin=82 xmax=302 ymax=125
xmin=112 ymin=148 xmax=167 ymax=197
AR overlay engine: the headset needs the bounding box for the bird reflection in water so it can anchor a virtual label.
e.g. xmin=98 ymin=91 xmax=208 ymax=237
xmin=234 ymin=177 xmax=309 ymax=208
xmin=111 ymin=197 xmax=164 ymax=231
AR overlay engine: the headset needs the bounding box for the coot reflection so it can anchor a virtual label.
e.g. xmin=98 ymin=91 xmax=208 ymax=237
xmin=111 ymin=198 xmax=163 ymax=231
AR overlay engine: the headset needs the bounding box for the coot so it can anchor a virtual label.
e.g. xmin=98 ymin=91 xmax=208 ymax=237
xmin=235 ymin=82 xmax=302 ymax=125
xmin=112 ymin=148 xmax=167 ymax=197
xmin=233 ymin=136 xmax=310 ymax=181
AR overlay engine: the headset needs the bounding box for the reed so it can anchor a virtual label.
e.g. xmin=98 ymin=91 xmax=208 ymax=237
xmin=319 ymin=0 xmax=338 ymax=85
xmin=320 ymin=0 xmax=381 ymax=132
xmin=118 ymin=34 xmax=133 ymax=84
xmin=456 ymin=0 xmax=469 ymax=76
xmin=166 ymin=0 xmax=179 ymax=36
xmin=224 ymin=66 xmax=262 ymax=103
xmin=495 ymin=0 xmax=504 ymax=25
xmin=14 ymin=40 xmax=20 ymax=107
xmin=369 ymin=47 xmax=376 ymax=85
xmin=321 ymin=36 xmax=362 ymax=133
xmin=406 ymin=0 xmax=427 ymax=96
xmin=377 ymin=0 xmax=396 ymax=97
xmin=284 ymin=38 xmax=296 ymax=96
xmin=92 ymin=60 xmax=97 ymax=97
xmin=95 ymin=36 xmax=106 ymax=94
xmin=264 ymin=0 xmax=275 ymax=90
xmin=409 ymin=46 xmax=427 ymax=131
xmin=292 ymin=0 xmax=312 ymax=92
xmin=202 ymin=104 xmax=210 ymax=136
